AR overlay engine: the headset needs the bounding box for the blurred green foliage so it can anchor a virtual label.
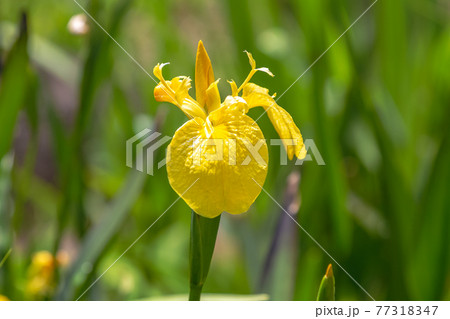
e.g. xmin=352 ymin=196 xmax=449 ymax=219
xmin=0 ymin=0 xmax=449 ymax=301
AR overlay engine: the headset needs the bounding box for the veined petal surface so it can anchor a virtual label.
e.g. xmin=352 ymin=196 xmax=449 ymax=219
xmin=167 ymin=107 xmax=268 ymax=218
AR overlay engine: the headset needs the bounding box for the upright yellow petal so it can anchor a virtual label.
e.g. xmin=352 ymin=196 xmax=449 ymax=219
xmin=166 ymin=107 xmax=268 ymax=218
xmin=205 ymin=79 xmax=221 ymax=113
xmin=228 ymin=80 xmax=238 ymax=96
xmin=195 ymin=41 xmax=215 ymax=110
xmin=242 ymin=83 xmax=306 ymax=160
xmin=245 ymin=50 xmax=256 ymax=69
xmin=236 ymin=51 xmax=274 ymax=94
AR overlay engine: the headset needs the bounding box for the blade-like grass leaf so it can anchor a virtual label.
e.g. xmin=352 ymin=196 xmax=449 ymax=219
xmin=0 ymin=14 xmax=28 ymax=160
xmin=317 ymin=264 xmax=335 ymax=301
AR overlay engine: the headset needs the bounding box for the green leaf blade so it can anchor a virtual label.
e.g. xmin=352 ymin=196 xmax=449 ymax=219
xmin=0 ymin=13 xmax=29 ymax=160
xmin=317 ymin=264 xmax=335 ymax=301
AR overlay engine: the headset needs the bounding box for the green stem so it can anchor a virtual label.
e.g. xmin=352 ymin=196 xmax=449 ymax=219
xmin=189 ymin=285 xmax=203 ymax=301
xmin=189 ymin=211 xmax=221 ymax=301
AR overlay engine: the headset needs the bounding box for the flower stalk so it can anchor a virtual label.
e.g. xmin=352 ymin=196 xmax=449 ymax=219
xmin=189 ymin=211 xmax=221 ymax=301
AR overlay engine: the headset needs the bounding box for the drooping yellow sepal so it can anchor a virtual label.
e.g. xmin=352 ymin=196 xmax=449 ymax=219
xmin=242 ymin=83 xmax=306 ymax=160
xmin=166 ymin=107 xmax=268 ymax=218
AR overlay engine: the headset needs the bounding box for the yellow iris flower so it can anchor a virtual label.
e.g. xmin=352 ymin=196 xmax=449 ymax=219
xmin=154 ymin=41 xmax=306 ymax=218
xmin=26 ymin=251 xmax=56 ymax=299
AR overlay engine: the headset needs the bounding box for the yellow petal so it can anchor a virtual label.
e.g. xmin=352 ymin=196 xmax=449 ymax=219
xmin=237 ymin=51 xmax=274 ymax=94
xmin=242 ymin=82 xmax=270 ymax=97
xmin=154 ymin=76 xmax=184 ymax=104
xmin=228 ymin=80 xmax=238 ymax=96
xmin=180 ymin=97 xmax=209 ymax=120
xmin=205 ymin=79 xmax=221 ymax=113
xmin=242 ymin=83 xmax=306 ymax=160
xmin=153 ymin=62 xmax=170 ymax=82
xmin=166 ymin=107 xmax=268 ymax=218
xmin=220 ymin=95 xmax=249 ymax=114
xmin=245 ymin=50 xmax=256 ymax=69
xmin=255 ymin=67 xmax=274 ymax=77
xmin=195 ymin=40 xmax=215 ymax=109
xmin=153 ymin=63 xmax=206 ymax=119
